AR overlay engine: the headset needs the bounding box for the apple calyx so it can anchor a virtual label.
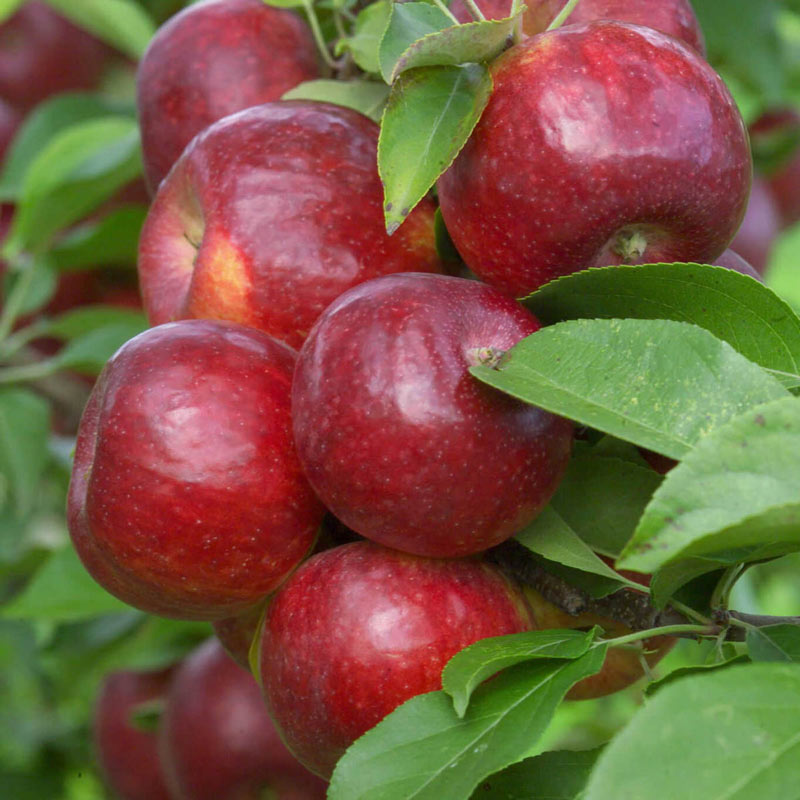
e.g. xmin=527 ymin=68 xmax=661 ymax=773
xmin=467 ymin=345 xmax=506 ymax=368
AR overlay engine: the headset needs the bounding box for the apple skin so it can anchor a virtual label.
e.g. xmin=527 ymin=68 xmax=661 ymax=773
xmin=0 ymin=1 xmax=108 ymax=111
xmin=160 ymin=638 xmax=327 ymax=800
xmin=750 ymin=108 xmax=800 ymax=230
xmin=728 ymin=175 xmax=780 ymax=276
xmin=212 ymin=602 xmax=266 ymax=670
xmin=67 ymin=319 xmax=325 ymax=620
xmin=138 ymin=101 xmax=443 ymax=349
xmin=292 ymin=272 xmax=573 ymax=558
xmin=437 ymin=21 xmax=752 ymax=299
xmin=92 ymin=667 xmax=175 ymax=800
xmin=523 ymin=586 xmax=674 ymax=700
xmin=451 ymin=0 xmax=704 ymax=54
xmin=259 ymin=541 xmax=535 ymax=778
xmin=712 ymin=249 xmax=764 ymax=281
xmin=137 ymin=0 xmax=320 ymax=192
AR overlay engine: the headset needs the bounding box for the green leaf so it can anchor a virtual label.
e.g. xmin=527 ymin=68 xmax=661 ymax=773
xmin=0 ymin=93 xmax=128 ymax=202
xmin=328 ymin=647 xmax=608 ymax=800
xmin=442 ymin=629 xmax=597 ymax=717
xmin=50 ymin=206 xmax=147 ymax=271
xmin=389 ymin=15 xmax=519 ymax=82
xmin=5 ymin=117 xmax=142 ymax=255
xmin=3 ymin=257 xmax=57 ymax=316
xmin=471 ymin=319 xmax=789 ymax=461
xmin=283 ymin=80 xmax=389 ymax=123
xmin=583 ymin=663 xmax=800 ymax=800
xmin=338 ymin=0 xmax=392 ymax=74
xmin=644 ymin=655 xmax=750 ymax=696
xmin=515 ymin=509 xmax=629 ymax=597
xmin=44 ymin=0 xmax=157 ymax=60
xmin=378 ymin=2 xmax=453 ymax=83
xmin=620 ymin=397 xmax=800 ymax=588
xmin=45 ymin=305 xmax=147 ymax=340
xmin=547 ymin=454 xmax=663 ymax=558
xmin=2 ymin=546 xmax=129 ymax=620
xmin=471 ymin=747 xmax=602 ymax=800
xmin=54 ymin=319 xmax=147 ymax=374
xmin=523 ymin=262 xmax=800 ymax=379
xmin=747 ymin=625 xmax=800 ymax=663
xmin=261 ymin=0 xmax=306 ymax=7
xmin=0 ymin=0 xmax=24 ymax=25
xmin=379 ymin=63 xmax=491 ymax=234
xmin=0 ymin=390 xmax=50 ymax=518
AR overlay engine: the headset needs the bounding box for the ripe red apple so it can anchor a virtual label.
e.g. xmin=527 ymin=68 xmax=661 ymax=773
xmin=750 ymin=108 xmax=800 ymax=229
xmin=137 ymin=0 xmax=321 ymax=191
xmin=292 ymin=272 xmax=573 ymax=558
xmin=213 ymin=602 xmax=265 ymax=670
xmin=161 ymin=638 xmax=327 ymax=800
xmin=67 ymin=319 xmax=325 ymax=620
xmin=93 ymin=667 xmax=175 ymax=800
xmin=437 ymin=21 xmax=752 ymax=298
xmin=258 ymin=541 xmax=535 ymax=778
xmin=522 ymin=586 xmax=674 ymax=700
xmin=451 ymin=0 xmax=704 ymax=53
xmin=0 ymin=1 xmax=108 ymax=110
xmin=729 ymin=175 xmax=780 ymax=275
xmin=138 ymin=101 xmax=443 ymax=349
xmin=712 ymin=249 xmax=764 ymax=281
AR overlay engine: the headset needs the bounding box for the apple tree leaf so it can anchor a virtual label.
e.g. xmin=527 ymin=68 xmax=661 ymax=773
xmin=747 ymin=625 xmax=800 ymax=663
xmin=515 ymin=509 xmax=631 ymax=598
xmin=50 ymin=206 xmax=147 ymax=271
xmin=337 ymin=0 xmax=392 ymax=75
xmin=2 ymin=256 xmax=58 ymax=316
xmin=44 ymin=0 xmax=156 ymax=60
xmin=45 ymin=306 xmax=147 ymax=340
xmin=378 ymin=2 xmax=454 ymax=84
xmin=546 ymin=454 xmax=663 ymax=559
xmin=54 ymin=319 xmax=148 ymax=374
xmin=328 ymin=646 xmax=607 ymax=800
xmin=470 ymin=318 xmax=788 ymax=460
xmin=0 ymin=389 xmax=50 ymax=518
xmin=583 ymin=663 xmax=800 ymax=800
xmin=523 ymin=262 xmax=800 ymax=382
xmin=0 ymin=93 xmax=130 ymax=202
xmin=471 ymin=747 xmax=602 ymax=800
xmin=1 ymin=546 xmax=129 ymax=620
xmin=283 ymin=80 xmax=390 ymax=123
xmin=379 ymin=63 xmax=491 ymax=234
xmin=644 ymin=654 xmax=750 ymax=696
xmin=619 ymin=397 xmax=800 ymax=595
xmin=4 ymin=117 xmax=142 ymax=256
xmin=442 ymin=629 xmax=598 ymax=717
xmin=389 ymin=15 xmax=520 ymax=83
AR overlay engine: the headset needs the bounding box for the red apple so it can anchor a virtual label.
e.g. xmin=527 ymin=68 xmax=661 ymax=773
xmin=161 ymin=638 xmax=327 ymax=800
xmin=728 ymin=175 xmax=780 ymax=275
xmin=93 ymin=667 xmax=175 ymax=800
xmin=451 ymin=0 xmax=704 ymax=53
xmin=212 ymin=602 xmax=265 ymax=670
xmin=292 ymin=272 xmax=573 ymax=558
xmin=750 ymin=108 xmax=800 ymax=229
xmin=437 ymin=21 xmax=752 ymax=298
xmin=259 ymin=541 xmax=535 ymax=778
xmin=138 ymin=101 xmax=443 ymax=349
xmin=712 ymin=249 xmax=764 ymax=281
xmin=137 ymin=0 xmax=321 ymax=192
xmin=0 ymin=1 xmax=108 ymax=110
xmin=67 ymin=319 xmax=325 ymax=620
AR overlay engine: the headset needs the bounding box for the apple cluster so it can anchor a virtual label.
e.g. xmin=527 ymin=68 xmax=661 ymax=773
xmin=62 ymin=0 xmax=777 ymax=784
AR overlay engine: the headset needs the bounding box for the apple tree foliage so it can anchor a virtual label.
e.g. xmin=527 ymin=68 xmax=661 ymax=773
xmin=0 ymin=0 xmax=799 ymax=798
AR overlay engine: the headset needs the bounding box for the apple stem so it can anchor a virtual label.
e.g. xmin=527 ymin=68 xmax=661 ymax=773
xmin=461 ymin=0 xmax=487 ymax=22
xmin=302 ymin=0 xmax=337 ymax=72
xmin=602 ymin=623 xmax=711 ymax=648
xmin=546 ymin=0 xmax=580 ymax=31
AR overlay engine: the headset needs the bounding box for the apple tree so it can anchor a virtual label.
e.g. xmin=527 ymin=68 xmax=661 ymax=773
xmin=0 ymin=1 xmax=800 ymax=798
